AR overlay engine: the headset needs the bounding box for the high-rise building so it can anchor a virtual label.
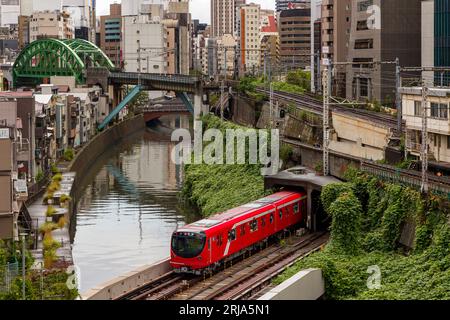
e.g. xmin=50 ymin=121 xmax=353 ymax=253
xmin=211 ymin=0 xmax=235 ymax=37
xmin=321 ymin=0 xmax=351 ymax=96
xmin=422 ymin=0 xmax=450 ymax=86
xmin=346 ymin=0 xmax=421 ymax=103
xmin=276 ymin=0 xmax=310 ymax=12
xmin=235 ymin=3 xmax=261 ymax=74
xmin=0 ymin=0 xmax=20 ymax=27
xmin=100 ymin=3 xmax=121 ymax=68
xmin=279 ymin=8 xmax=311 ymax=70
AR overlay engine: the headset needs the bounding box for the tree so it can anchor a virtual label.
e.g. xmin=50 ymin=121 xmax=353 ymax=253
xmin=286 ymin=69 xmax=311 ymax=91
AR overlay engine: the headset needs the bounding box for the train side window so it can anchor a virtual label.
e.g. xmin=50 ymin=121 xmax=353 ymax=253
xmin=270 ymin=213 xmax=274 ymax=224
xmin=294 ymin=203 xmax=299 ymax=214
xmin=279 ymin=209 xmax=283 ymax=219
xmin=228 ymin=229 xmax=236 ymax=241
xmin=250 ymin=219 xmax=258 ymax=232
xmin=217 ymin=235 xmax=223 ymax=246
xmin=262 ymin=217 xmax=266 ymax=227
xmin=240 ymin=225 xmax=245 ymax=236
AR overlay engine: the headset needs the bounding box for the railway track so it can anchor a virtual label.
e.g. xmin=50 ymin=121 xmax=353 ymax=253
xmin=118 ymin=231 xmax=328 ymax=301
xmin=170 ymin=232 xmax=328 ymax=301
xmin=256 ymin=88 xmax=402 ymax=130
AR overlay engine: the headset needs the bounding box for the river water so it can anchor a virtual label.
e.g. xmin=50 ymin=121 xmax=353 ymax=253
xmin=71 ymin=115 xmax=199 ymax=293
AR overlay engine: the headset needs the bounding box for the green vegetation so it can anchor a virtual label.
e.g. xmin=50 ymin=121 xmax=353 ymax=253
xmin=274 ymin=168 xmax=450 ymax=299
xmin=63 ymin=148 xmax=74 ymax=162
xmin=45 ymin=206 xmax=57 ymax=218
xmin=60 ymin=194 xmax=72 ymax=205
xmin=36 ymin=169 xmax=44 ymax=183
xmin=238 ymin=69 xmax=311 ymax=97
xmin=0 ymin=240 xmax=77 ymax=300
xmin=182 ymin=115 xmax=271 ymax=216
xmin=50 ymin=163 xmax=59 ymax=175
xmin=128 ymin=89 xmax=149 ymax=109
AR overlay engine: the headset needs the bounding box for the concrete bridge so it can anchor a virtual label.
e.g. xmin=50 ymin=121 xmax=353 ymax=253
xmin=140 ymin=103 xmax=190 ymax=122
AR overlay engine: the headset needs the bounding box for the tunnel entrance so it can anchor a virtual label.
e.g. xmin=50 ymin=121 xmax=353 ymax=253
xmin=311 ymin=190 xmax=330 ymax=231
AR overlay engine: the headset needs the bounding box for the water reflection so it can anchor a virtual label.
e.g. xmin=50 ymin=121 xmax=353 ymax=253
xmin=72 ymin=115 xmax=198 ymax=293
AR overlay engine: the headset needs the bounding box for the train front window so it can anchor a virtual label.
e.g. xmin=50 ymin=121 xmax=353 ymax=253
xmin=171 ymin=232 xmax=206 ymax=259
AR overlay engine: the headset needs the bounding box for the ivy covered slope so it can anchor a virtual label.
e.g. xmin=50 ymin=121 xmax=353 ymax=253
xmin=274 ymin=168 xmax=450 ymax=300
xmin=182 ymin=115 xmax=269 ymax=217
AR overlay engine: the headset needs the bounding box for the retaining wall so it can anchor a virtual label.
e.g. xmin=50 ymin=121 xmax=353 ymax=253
xmin=81 ymin=258 xmax=171 ymax=300
xmin=258 ymin=268 xmax=325 ymax=300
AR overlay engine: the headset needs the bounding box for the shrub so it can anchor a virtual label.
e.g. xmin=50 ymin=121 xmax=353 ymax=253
xmin=60 ymin=194 xmax=72 ymax=204
xmin=51 ymin=163 xmax=59 ymax=175
xmin=36 ymin=169 xmax=44 ymax=183
xmin=52 ymin=173 xmax=63 ymax=182
xmin=39 ymin=222 xmax=58 ymax=235
xmin=63 ymin=148 xmax=74 ymax=161
xmin=47 ymin=181 xmax=60 ymax=193
xmin=43 ymin=237 xmax=61 ymax=252
xmin=279 ymin=145 xmax=293 ymax=163
xmin=46 ymin=206 xmax=57 ymax=217
xmin=57 ymin=217 xmax=66 ymax=229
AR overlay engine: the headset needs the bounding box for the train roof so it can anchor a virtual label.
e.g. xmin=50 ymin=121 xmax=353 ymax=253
xmin=176 ymin=191 xmax=302 ymax=233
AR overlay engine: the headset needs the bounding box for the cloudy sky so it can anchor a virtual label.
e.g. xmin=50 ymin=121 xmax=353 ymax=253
xmin=97 ymin=0 xmax=276 ymax=24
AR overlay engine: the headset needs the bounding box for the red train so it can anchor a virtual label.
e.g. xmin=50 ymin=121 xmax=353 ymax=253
xmin=170 ymin=191 xmax=307 ymax=275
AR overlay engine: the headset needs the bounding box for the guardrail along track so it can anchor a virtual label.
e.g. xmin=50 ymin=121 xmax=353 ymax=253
xmin=170 ymin=232 xmax=328 ymax=301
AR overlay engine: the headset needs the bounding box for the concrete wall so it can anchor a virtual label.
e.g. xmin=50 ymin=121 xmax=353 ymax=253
xmin=81 ymin=258 xmax=171 ymax=300
xmin=259 ymin=268 xmax=324 ymax=300
xmin=330 ymin=112 xmax=390 ymax=161
xmin=69 ymin=114 xmax=145 ymax=174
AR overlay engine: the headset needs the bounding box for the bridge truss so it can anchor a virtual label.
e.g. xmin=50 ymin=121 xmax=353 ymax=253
xmin=13 ymin=39 xmax=115 ymax=87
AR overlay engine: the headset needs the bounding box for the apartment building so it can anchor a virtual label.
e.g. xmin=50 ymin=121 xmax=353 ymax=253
xmin=29 ymin=10 xmax=74 ymax=41
xmin=276 ymin=0 xmax=310 ymax=12
xmin=236 ymin=3 xmax=261 ymax=74
xmin=122 ymin=14 xmax=167 ymax=74
xmin=321 ymin=0 xmax=351 ymax=97
xmin=211 ymin=0 xmax=234 ymax=37
xmin=346 ymin=0 xmax=421 ymax=104
xmin=100 ymin=3 xmax=122 ymax=68
xmin=279 ymin=8 xmax=311 ymax=70
xmin=0 ymin=98 xmax=19 ymax=240
xmin=401 ymin=87 xmax=450 ymax=166
xmin=217 ymin=34 xmax=236 ymax=78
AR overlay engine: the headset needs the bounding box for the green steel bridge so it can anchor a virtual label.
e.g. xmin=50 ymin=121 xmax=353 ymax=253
xmin=13 ymin=38 xmax=115 ymax=87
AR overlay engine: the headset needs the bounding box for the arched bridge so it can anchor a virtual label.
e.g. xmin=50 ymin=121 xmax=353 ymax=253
xmin=13 ymin=39 xmax=115 ymax=87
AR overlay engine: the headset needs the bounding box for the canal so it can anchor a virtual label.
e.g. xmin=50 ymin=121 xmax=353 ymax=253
xmin=71 ymin=115 xmax=199 ymax=293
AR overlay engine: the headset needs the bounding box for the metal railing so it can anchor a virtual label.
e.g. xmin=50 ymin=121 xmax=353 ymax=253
xmin=361 ymin=161 xmax=450 ymax=197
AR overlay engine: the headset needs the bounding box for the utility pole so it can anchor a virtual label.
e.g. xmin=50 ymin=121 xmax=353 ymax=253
xmin=137 ymin=41 xmax=141 ymax=72
xmin=421 ymin=80 xmax=429 ymax=194
xmin=322 ymin=63 xmax=332 ymax=176
xmin=395 ymin=57 xmax=402 ymax=133
xmin=21 ymin=233 xmax=26 ymax=300
xmin=269 ymin=82 xmax=274 ymax=129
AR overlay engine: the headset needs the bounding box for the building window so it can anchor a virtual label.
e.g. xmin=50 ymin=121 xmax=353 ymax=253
xmin=447 ymin=135 xmax=450 ymax=149
xmin=414 ymin=101 xmax=422 ymax=116
xmin=430 ymin=103 xmax=448 ymax=119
